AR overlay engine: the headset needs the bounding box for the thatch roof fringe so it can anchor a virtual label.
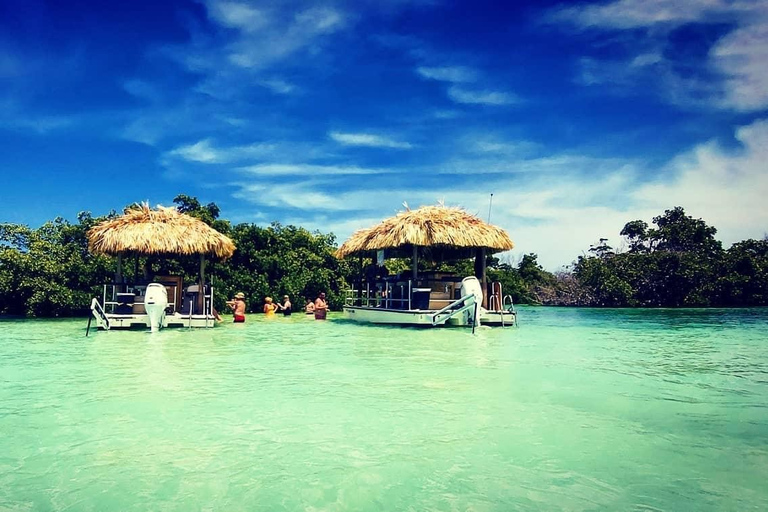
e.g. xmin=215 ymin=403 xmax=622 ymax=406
xmin=88 ymin=203 xmax=236 ymax=259
xmin=336 ymin=205 xmax=513 ymax=258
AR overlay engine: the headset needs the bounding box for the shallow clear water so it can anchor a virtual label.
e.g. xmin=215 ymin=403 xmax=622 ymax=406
xmin=1 ymin=307 xmax=767 ymax=511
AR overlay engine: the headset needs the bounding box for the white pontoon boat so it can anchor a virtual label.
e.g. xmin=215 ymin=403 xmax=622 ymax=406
xmin=89 ymin=278 xmax=219 ymax=331
xmin=337 ymin=205 xmax=518 ymax=329
xmin=86 ymin=203 xmax=235 ymax=333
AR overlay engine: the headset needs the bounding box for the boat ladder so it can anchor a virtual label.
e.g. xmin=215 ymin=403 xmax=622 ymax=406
xmin=90 ymin=297 xmax=110 ymax=331
xmin=502 ymin=295 xmax=518 ymax=327
xmin=431 ymin=293 xmax=479 ymax=328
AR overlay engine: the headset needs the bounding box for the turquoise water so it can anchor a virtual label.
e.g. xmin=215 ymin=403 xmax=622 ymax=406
xmin=1 ymin=308 xmax=767 ymax=511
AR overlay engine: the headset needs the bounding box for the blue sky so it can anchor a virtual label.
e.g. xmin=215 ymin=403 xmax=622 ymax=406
xmin=1 ymin=0 xmax=766 ymax=269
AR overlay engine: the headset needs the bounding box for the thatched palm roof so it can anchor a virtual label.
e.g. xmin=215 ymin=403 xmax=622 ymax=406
xmin=336 ymin=205 xmax=513 ymax=258
xmin=88 ymin=204 xmax=236 ymax=259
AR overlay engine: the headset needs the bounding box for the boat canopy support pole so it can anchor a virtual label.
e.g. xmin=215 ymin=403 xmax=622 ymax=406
xmin=475 ymin=248 xmax=487 ymax=308
xmin=358 ymin=255 xmax=364 ymax=305
xmin=199 ymin=254 xmax=206 ymax=316
xmin=116 ymin=252 xmax=123 ymax=285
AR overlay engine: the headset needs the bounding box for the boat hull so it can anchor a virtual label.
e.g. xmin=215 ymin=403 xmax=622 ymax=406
xmin=93 ymin=312 xmax=218 ymax=330
xmin=343 ymin=305 xmax=517 ymax=328
xmin=343 ymin=306 xmax=475 ymax=326
xmin=479 ymin=310 xmax=517 ymax=327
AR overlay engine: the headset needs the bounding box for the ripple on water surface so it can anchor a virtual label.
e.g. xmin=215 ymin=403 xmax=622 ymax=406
xmin=1 ymin=308 xmax=767 ymax=511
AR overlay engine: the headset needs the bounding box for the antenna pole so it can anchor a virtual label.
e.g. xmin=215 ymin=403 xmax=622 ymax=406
xmin=488 ymin=193 xmax=494 ymax=223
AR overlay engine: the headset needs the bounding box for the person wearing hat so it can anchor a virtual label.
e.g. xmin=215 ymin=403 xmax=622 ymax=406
xmin=263 ymin=297 xmax=278 ymax=317
xmin=227 ymin=292 xmax=247 ymax=323
xmin=277 ymin=295 xmax=292 ymax=316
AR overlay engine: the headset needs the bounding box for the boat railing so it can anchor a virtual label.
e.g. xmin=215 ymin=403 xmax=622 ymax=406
xmin=343 ymin=279 xmax=458 ymax=310
xmin=97 ymin=280 xmax=214 ymax=316
xmin=344 ymin=281 xmax=411 ymax=309
xmin=502 ymin=294 xmax=518 ymax=326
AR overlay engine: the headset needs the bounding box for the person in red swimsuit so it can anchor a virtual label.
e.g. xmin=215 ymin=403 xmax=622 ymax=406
xmin=227 ymin=292 xmax=247 ymax=322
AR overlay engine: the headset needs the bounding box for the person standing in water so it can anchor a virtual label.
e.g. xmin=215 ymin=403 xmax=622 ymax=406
xmin=314 ymin=292 xmax=328 ymax=320
xmin=304 ymin=300 xmax=315 ymax=315
xmin=263 ymin=297 xmax=278 ymax=317
xmin=278 ymin=295 xmax=292 ymax=316
xmin=227 ymin=292 xmax=247 ymax=323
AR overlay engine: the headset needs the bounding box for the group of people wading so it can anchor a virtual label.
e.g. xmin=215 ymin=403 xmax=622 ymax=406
xmin=225 ymin=291 xmax=328 ymax=323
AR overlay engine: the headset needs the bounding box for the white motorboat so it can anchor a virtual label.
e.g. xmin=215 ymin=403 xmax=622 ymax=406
xmin=85 ymin=203 xmax=236 ymax=333
xmin=342 ymin=275 xmax=517 ymax=329
xmin=89 ymin=279 xmax=219 ymax=331
xmin=335 ymin=204 xmax=518 ymax=330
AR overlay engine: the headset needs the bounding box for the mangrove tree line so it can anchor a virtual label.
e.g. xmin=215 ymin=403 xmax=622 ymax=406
xmin=1 ymin=197 xmax=766 ymax=317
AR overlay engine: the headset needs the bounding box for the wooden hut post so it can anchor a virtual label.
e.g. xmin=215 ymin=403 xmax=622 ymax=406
xmin=199 ymin=254 xmax=206 ymax=314
xmin=474 ymin=248 xmax=487 ymax=307
xmin=412 ymin=245 xmax=419 ymax=281
xmin=116 ymin=252 xmax=123 ymax=285
xmin=358 ymin=255 xmax=363 ymax=305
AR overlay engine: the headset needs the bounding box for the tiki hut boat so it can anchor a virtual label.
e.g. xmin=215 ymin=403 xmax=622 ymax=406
xmin=87 ymin=203 xmax=235 ymax=331
xmin=336 ymin=204 xmax=517 ymax=328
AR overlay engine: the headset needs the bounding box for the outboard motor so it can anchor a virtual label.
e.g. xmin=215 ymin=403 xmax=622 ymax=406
xmin=144 ymin=283 xmax=169 ymax=332
xmin=460 ymin=276 xmax=484 ymax=326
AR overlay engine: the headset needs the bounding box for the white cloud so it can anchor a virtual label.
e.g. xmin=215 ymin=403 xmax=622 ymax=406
xmin=234 ymin=182 xmax=346 ymax=210
xmin=433 ymin=109 xmax=461 ymax=119
xmin=712 ymin=20 xmax=768 ymax=110
xmin=495 ymin=118 xmax=768 ymax=268
xmin=633 ymin=118 xmax=768 ymax=243
xmin=166 ymin=139 xmax=276 ymax=163
xmin=416 ymin=66 xmax=476 ymax=83
xmin=237 ymin=163 xmax=394 ymax=176
xmin=232 ymin=181 xmax=392 ymax=211
xmin=123 ymin=79 xmax=162 ymax=102
xmin=329 ymin=131 xmax=413 ymax=149
xmin=461 ymin=134 xmax=540 ymax=157
xmin=286 ymin=214 xmax=386 ymax=239
xmin=257 ymin=78 xmax=297 ymax=95
xmin=434 ymin=153 xmax=627 ymax=176
xmin=549 ymin=0 xmax=731 ymax=29
xmin=547 ymin=0 xmax=768 ymax=111
xmin=221 ymin=4 xmax=347 ymax=69
xmin=206 ymin=1 xmax=268 ymax=32
xmin=447 ymin=86 xmax=518 ymax=106
xmin=294 ymin=6 xmax=344 ymax=32
xmin=159 ymin=1 xmax=349 ymax=76
xmin=15 ymin=116 xmax=73 ymax=133
xmin=0 ymin=100 xmax=75 ymax=134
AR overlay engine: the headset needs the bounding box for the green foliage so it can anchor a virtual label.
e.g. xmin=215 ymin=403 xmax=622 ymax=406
xmin=173 ymin=194 xmax=230 ymax=233
xmin=715 ymin=239 xmax=768 ymax=306
xmin=565 ymin=206 xmax=767 ymax=307
xmin=0 ymin=214 xmax=114 ymax=317
xmin=215 ymin=222 xmax=351 ymax=312
xmin=573 ymin=255 xmax=634 ymax=306
xmin=486 ymin=261 xmax=529 ymax=304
